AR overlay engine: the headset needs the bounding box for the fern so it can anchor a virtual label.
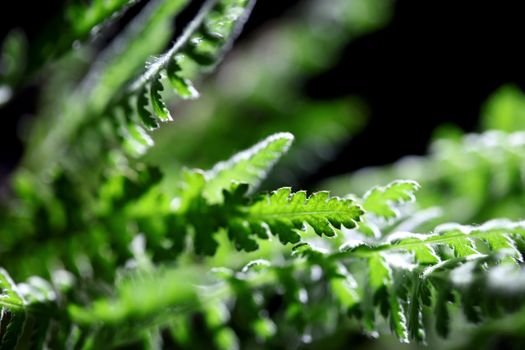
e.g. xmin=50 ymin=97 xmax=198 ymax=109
xmin=0 ymin=269 xmax=59 ymax=349
xmin=331 ymin=216 xmax=525 ymax=342
xmin=362 ymin=180 xmax=420 ymax=220
xmin=204 ymin=212 xmax=525 ymax=346
xmin=176 ymin=133 xmax=362 ymax=254
xmin=3 ymin=166 xmax=525 ymax=347
xmin=481 ymin=84 xmax=525 ymax=132
xmin=241 ymin=187 xmax=363 ymax=243
xmin=0 ymin=30 xmax=26 ymax=100
xmin=67 ymin=0 xmax=137 ymax=39
xmin=147 ymin=0 xmax=393 ymax=183
xmin=203 ymin=132 xmax=294 ymax=202
xmin=126 ymin=0 xmax=256 ymax=129
xmin=6 ymin=0 xmax=139 ymax=81
xmin=23 ymin=0 xmax=191 ymax=172
xmin=3 ymin=1 xmax=525 ymax=349
xmin=0 ymin=268 xmax=24 ymax=311
xmin=325 ymin=130 xmax=525 ymax=226
xmin=0 ymin=127 xmax=364 ymax=345
xmin=69 ymin=267 xmax=202 ymax=326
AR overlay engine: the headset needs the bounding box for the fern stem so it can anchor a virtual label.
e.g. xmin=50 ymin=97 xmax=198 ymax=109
xmin=248 ymin=210 xmax=359 ymax=220
xmin=128 ymin=0 xmax=220 ymax=93
xmin=332 ymin=224 xmax=525 ymax=260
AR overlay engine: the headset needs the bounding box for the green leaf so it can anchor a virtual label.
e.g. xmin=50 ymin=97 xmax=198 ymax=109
xmin=331 ymin=275 xmax=360 ymax=312
xmin=363 ymin=180 xmax=420 ymax=219
xmin=150 ymin=76 xmax=172 ymax=121
xmin=389 ymin=292 xmax=409 ymax=343
xmin=324 ymin=131 xmax=525 ymax=225
xmin=244 ymin=187 xmax=363 ymax=244
xmin=69 ymin=267 xmax=202 ymax=325
xmin=68 ymin=0 xmax=135 ymax=38
xmin=166 ymin=57 xmax=199 ymax=99
xmin=385 ymin=233 xmax=440 ymax=265
xmin=176 ymin=169 xmax=208 ymax=214
xmin=368 ymin=254 xmax=391 ymax=296
xmin=484 ymin=233 xmax=522 ymax=262
xmin=0 ymin=311 xmax=26 ymax=350
xmin=0 ymin=268 xmax=24 ymax=311
xmin=481 ymin=85 xmax=525 ymax=132
xmin=204 ymin=132 xmax=294 ymax=203
xmin=434 ymin=287 xmax=452 ymax=337
xmin=137 ymin=86 xmax=158 ymax=129
xmin=126 ymin=0 xmax=256 ymax=123
xmin=0 ymin=29 xmax=26 ymax=87
xmin=407 ymin=275 xmax=425 ymax=342
xmin=367 ymin=219 xmax=525 ymax=264
xmin=226 ymin=219 xmax=259 ymax=252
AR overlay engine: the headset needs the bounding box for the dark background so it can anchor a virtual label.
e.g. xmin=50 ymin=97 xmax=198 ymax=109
xmin=1 ymin=0 xmax=525 ymax=184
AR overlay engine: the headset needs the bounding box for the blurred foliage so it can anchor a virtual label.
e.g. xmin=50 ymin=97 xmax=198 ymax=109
xmin=324 ymin=85 xmax=525 ymax=225
xmin=145 ymin=0 xmax=393 ymax=187
xmin=2 ymin=0 xmax=525 ymax=349
xmin=322 ymin=84 xmax=525 ymax=348
xmin=481 ymin=84 xmax=525 ymax=132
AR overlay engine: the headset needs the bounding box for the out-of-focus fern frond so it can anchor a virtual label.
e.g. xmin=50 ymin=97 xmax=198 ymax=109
xmin=0 ymin=29 xmax=26 ymax=103
xmin=481 ymin=84 xmax=525 ymax=132
xmin=147 ymin=0 xmax=394 ymax=186
xmin=324 ymin=131 xmax=525 ymax=224
xmin=4 ymin=0 xmax=525 ymax=348
xmin=362 ymin=180 xmax=420 ymax=220
xmin=203 ymin=132 xmax=294 ymax=203
xmin=24 ymin=0 xmax=190 ymax=172
xmin=29 ymin=0 xmax=137 ymax=74
xmin=126 ymin=0 xmax=256 ymax=130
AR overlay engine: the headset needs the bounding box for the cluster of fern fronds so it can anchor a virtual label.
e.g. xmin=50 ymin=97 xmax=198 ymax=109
xmin=2 ymin=0 xmax=525 ymax=349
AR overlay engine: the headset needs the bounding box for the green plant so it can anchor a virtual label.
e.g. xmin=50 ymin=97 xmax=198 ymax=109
xmin=2 ymin=1 xmax=525 ymax=349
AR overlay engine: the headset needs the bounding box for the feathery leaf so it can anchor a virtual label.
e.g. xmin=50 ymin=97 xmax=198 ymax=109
xmin=204 ymin=132 xmax=294 ymax=203
xmin=240 ymin=187 xmax=363 ymax=244
xmin=363 ymin=180 xmax=420 ymax=220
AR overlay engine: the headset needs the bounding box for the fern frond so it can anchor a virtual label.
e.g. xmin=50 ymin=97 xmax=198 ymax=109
xmin=176 ymin=180 xmax=362 ymax=255
xmin=150 ymin=77 xmax=172 ymax=122
xmin=3 ymin=133 xmax=296 ymax=271
xmin=67 ymin=0 xmax=137 ymax=38
xmin=481 ymin=84 xmax=525 ymax=132
xmin=162 ymin=133 xmax=361 ymax=254
xmin=28 ymin=0 xmax=139 ymax=74
xmin=329 ymin=217 xmax=525 ymax=342
xmin=339 ymin=219 xmax=525 ymax=264
xmin=227 ymin=186 xmax=363 ymax=247
xmin=325 ymin=131 xmax=525 ymax=224
xmin=201 ymin=224 xmax=525 ymax=347
xmin=356 ymin=179 xmax=422 ymax=238
xmin=0 ymin=270 xmax=61 ymax=350
xmin=0 ymin=268 xmax=24 ymax=311
xmin=203 ymin=132 xmax=294 ymax=202
xmin=0 ymin=30 xmax=26 ymax=94
xmin=48 ymin=0 xmax=257 ymax=171
xmin=69 ymin=267 xmax=201 ymax=326
xmin=122 ymin=0 xmax=256 ymax=129
xmin=362 ymin=180 xmax=420 ymax=220
xmin=148 ymin=0 xmax=394 ymax=184
xmin=250 ymin=188 xmax=363 ymax=240
xmin=446 ymin=265 xmax=525 ymax=349
xmin=25 ymin=0 xmax=190 ymax=170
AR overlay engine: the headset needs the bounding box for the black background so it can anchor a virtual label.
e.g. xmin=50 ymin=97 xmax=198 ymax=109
xmin=1 ymin=0 xmax=525 ymax=184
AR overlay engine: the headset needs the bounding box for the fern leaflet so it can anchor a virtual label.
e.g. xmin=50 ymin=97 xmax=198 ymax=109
xmin=203 ymin=132 xmax=294 ymax=203
xmin=125 ymin=0 xmax=256 ymax=129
